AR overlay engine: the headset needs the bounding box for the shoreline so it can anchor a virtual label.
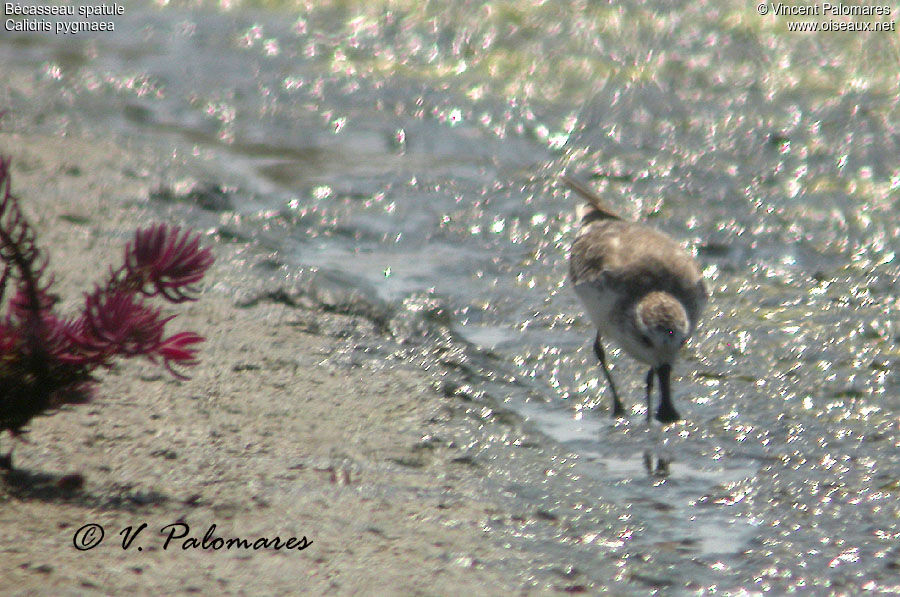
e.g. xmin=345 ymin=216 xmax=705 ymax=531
xmin=0 ymin=124 xmax=602 ymax=594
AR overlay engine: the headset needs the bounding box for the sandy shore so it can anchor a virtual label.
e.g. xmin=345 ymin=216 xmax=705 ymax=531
xmin=0 ymin=121 xmax=598 ymax=594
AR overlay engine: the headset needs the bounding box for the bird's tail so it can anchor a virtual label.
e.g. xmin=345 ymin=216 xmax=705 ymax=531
xmin=562 ymin=174 xmax=622 ymax=222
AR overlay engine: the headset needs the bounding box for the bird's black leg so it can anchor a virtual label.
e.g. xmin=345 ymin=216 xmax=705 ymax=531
xmin=593 ymin=335 xmax=624 ymax=417
xmin=645 ymin=368 xmax=654 ymax=422
xmin=655 ymin=363 xmax=681 ymax=423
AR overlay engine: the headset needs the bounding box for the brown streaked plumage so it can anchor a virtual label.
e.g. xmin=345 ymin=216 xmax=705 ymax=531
xmin=565 ymin=174 xmax=706 ymax=422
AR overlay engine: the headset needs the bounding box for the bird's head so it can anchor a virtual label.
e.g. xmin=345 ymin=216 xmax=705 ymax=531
xmin=628 ymin=291 xmax=691 ymax=368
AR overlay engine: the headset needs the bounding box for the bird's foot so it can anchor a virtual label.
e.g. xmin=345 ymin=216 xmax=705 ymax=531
xmin=655 ymin=406 xmax=681 ymax=424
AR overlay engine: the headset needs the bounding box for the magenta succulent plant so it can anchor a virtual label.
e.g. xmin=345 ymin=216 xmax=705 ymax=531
xmin=0 ymin=155 xmax=213 ymax=456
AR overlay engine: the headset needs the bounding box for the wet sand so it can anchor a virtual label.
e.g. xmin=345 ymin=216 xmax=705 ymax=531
xmin=0 ymin=130 xmax=584 ymax=595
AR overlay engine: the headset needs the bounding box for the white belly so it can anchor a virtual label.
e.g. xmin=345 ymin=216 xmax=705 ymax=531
xmin=573 ymin=281 xmax=619 ymax=335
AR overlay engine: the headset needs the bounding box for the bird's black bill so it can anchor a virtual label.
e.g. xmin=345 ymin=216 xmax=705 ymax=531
xmin=655 ymin=364 xmax=681 ymax=423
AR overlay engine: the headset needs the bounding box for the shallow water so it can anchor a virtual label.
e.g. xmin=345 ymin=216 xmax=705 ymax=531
xmin=3 ymin=0 xmax=900 ymax=592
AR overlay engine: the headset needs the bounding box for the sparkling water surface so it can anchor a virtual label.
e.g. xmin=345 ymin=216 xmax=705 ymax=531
xmin=2 ymin=1 xmax=899 ymax=592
